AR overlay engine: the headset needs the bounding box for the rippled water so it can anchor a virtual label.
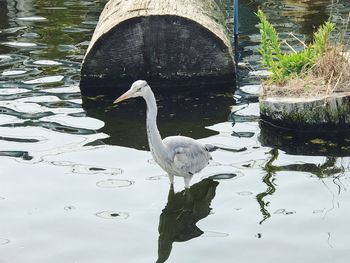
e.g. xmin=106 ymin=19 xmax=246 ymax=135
xmin=1 ymin=0 xmax=350 ymax=262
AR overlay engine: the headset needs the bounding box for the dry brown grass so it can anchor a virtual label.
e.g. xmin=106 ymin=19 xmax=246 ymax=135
xmin=263 ymin=46 xmax=350 ymax=98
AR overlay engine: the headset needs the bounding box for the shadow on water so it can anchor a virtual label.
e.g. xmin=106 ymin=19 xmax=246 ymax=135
xmin=256 ymin=148 xmax=345 ymax=224
xmin=82 ymin=88 xmax=235 ymax=150
xmin=277 ymin=157 xmax=344 ymax=178
xmin=156 ymin=179 xmax=219 ymax=263
xmin=259 ymin=121 xmax=350 ymax=157
xmin=0 ymin=151 xmax=33 ymax=160
xmin=256 ymin=148 xmax=278 ymax=224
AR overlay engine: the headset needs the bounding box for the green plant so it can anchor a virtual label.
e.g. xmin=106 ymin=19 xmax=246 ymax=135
xmin=256 ymin=10 xmax=283 ymax=81
xmin=257 ymin=10 xmax=336 ymax=85
xmin=312 ymin=21 xmax=336 ymax=55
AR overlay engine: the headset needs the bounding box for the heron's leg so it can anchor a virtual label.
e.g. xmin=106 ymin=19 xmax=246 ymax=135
xmin=184 ymin=176 xmax=192 ymax=189
xmin=168 ymin=174 xmax=174 ymax=186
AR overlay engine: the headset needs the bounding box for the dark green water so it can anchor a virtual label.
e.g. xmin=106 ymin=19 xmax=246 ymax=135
xmin=1 ymin=0 xmax=350 ymax=262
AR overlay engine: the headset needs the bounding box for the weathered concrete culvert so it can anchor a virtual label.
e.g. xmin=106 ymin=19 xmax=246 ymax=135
xmin=80 ymin=0 xmax=235 ymax=97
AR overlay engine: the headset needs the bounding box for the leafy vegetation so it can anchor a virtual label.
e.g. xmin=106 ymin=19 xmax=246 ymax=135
xmin=257 ymin=10 xmax=335 ymax=85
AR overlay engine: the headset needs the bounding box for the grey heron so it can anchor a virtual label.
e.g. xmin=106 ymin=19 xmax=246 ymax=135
xmin=114 ymin=80 xmax=213 ymax=189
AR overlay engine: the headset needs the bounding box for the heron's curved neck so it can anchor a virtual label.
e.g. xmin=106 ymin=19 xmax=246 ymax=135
xmin=143 ymin=88 xmax=166 ymax=157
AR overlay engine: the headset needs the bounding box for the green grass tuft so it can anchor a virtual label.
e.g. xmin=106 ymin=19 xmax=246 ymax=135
xmin=257 ymin=10 xmax=335 ymax=85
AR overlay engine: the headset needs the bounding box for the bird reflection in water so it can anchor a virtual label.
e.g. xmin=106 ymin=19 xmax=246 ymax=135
xmin=156 ymin=179 xmax=219 ymax=263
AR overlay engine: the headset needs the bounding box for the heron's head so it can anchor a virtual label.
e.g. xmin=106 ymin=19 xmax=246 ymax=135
xmin=113 ymin=80 xmax=149 ymax=103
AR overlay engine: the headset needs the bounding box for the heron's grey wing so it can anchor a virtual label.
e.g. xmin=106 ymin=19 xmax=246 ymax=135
xmin=163 ymin=136 xmax=212 ymax=175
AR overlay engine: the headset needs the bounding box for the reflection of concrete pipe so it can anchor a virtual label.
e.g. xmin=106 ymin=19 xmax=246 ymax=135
xmin=80 ymin=0 xmax=235 ymax=97
xmin=83 ymin=91 xmax=234 ymax=149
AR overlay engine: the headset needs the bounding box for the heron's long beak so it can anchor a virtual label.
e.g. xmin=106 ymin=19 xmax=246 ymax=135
xmin=113 ymin=89 xmax=133 ymax=104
